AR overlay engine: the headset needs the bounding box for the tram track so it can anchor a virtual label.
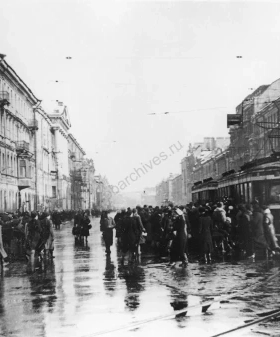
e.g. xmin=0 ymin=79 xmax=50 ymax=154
xmin=210 ymin=308 xmax=280 ymax=337
xmin=83 ymin=265 xmax=280 ymax=337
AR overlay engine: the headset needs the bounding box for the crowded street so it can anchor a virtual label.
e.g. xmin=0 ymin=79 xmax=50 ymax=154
xmin=0 ymin=215 xmax=279 ymax=337
xmin=2 ymin=1 xmax=280 ymax=336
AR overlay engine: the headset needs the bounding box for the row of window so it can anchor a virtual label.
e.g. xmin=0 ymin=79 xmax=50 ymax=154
xmin=0 ymin=188 xmax=59 ymax=212
xmin=0 ymin=190 xmax=33 ymax=212
xmin=0 ymin=78 xmax=32 ymax=122
xmin=0 ymin=151 xmax=34 ymax=178
xmin=0 ymin=112 xmax=31 ymax=146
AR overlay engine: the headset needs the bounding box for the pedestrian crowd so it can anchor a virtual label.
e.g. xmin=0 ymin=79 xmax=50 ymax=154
xmin=0 ymin=209 xmax=76 ymax=269
xmin=101 ymin=200 xmax=280 ymax=266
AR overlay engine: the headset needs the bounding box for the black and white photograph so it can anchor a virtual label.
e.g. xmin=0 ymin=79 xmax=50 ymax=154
xmin=0 ymin=0 xmax=280 ymax=336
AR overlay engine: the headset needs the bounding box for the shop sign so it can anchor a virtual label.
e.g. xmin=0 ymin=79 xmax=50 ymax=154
xmin=227 ymin=114 xmax=242 ymax=128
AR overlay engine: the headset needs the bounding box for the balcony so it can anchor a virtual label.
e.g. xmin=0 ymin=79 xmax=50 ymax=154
xmin=69 ymin=151 xmax=76 ymax=159
xmin=28 ymin=119 xmax=39 ymax=131
xmin=16 ymin=141 xmax=30 ymax=153
xmin=18 ymin=177 xmax=34 ymax=190
xmin=0 ymin=91 xmax=10 ymax=107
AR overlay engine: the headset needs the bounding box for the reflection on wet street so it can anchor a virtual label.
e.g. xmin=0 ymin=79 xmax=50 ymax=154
xmin=0 ymin=217 xmax=280 ymax=337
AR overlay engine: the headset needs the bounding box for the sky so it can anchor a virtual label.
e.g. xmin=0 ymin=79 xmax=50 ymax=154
xmin=1 ymin=0 xmax=280 ymax=193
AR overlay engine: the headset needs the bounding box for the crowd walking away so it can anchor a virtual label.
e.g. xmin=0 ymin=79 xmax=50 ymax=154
xmin=100 ymin=199 xmax=280 ymax=267
xmin=1 ymin=200 xmax=279 ymax=271
xmin=0 ymin=209 xmax=104 ymax=271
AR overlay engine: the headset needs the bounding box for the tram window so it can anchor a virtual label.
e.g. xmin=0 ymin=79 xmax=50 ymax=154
xmin=240 ymin=184 xmax=245 ymax=203
xmin=236 ymin=185 xmax=240 ymax=202
xmin=253 ymin=182 xmax=265 ymax=205
xmin=248 ymin=182 xmax=252 ymax=203
xmin=244 ymin=183 xmax=248 ymax=203
xmin=269 ymin=184 xmax=280 ymax=203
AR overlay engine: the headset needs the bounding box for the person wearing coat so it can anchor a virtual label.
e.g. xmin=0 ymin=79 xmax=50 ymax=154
xmin=170 ymin=209 xmax=188 ymax=267
xmin=52 ymin=211 xmax=62 ymax=230
xmin=39 ymin=212 xmax=55 ymax=259
xmin=251 ymin=204 xmax=269 ymax=254
xmin=132 ymin=208 xmax=146 ymax=256
xmin=198 ymin=207 xmax=213 ymax=263
xmin=100 ymin=211 xmax=116 ymax=255
xmin=120 ymin=211 xmax=138 ymax=263
xmin=0 ymin=219 xmax=8 ymax=267
xmin=238 ymin=204 xmax=253 ymax=257
xmin=81 ymin=213 xmax=91 ymax=244
xmin=26 ymin=212 xmax=42 ymax=263
xmin=263 ymin=206 xmax=280 ymax=252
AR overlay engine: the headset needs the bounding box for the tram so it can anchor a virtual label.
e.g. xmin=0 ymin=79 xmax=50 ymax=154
xmin=191 ymin=157 xmax=280 ymax=236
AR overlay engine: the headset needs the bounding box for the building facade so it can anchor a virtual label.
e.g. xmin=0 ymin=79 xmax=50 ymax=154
xmin=0 ymin=55 xmax=38 ymax=212
xmin=0 ymin=56 xmax=106 ymax=213
xmin=171 ymin=174 xmax=183 ymax=205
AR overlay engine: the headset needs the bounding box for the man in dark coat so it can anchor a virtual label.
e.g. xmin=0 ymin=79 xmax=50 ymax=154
xmin=120 ymin=211 xmax=138 ymax=264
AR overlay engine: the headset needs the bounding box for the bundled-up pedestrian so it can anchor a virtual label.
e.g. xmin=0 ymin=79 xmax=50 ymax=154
xmin=120 ymin=211 xmax=138 ymax=264
xmin=100 ymin=211 xmax=116 ymax=255
xmin=0 ymin=219 xmax=8 ymax=267
xmin=170 ymin=209 xmax=188 ymax=267
xmin=238 ymin=204 xmax=253 ymax=257
xmin=26 ymin=212 xmax=42 ymax=265
xmin=39 ymin=212 xmax=55 ymax=259
xmin=251 ymin=204 xmax=270 ymax=255
xmin=263 ymin=206 xmax=280 ymax=252
xmin=132 ymin=208 xmax=146 ymax=257
xmin=81 ymin=213 xmax=92 ymax=244
xmin=198 ymin=207 xmax=213 ymax=263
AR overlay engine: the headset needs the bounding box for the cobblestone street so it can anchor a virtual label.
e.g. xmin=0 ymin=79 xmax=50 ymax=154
xmin=1 ymin=217 xmax=279 ymax=337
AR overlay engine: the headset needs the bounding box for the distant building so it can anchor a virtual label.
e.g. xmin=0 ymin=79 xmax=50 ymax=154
xmin=171 ymin=174 xmax=183 ymax=205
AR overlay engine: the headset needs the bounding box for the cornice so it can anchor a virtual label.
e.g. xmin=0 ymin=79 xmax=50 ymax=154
xmin=68 ymin=133 xmax=86 ymax=155
xmin=0 ymin=60 xmax=39 ymax=105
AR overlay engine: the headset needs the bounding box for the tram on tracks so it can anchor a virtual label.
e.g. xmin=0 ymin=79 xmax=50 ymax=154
xmin=191 ymin=157 xmax=280 ymax=236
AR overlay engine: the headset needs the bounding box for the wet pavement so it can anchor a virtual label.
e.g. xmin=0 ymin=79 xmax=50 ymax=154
xmin=0 ymin=216 xmax=280 ymax=337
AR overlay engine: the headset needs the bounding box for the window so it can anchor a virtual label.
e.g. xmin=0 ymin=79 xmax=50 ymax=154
xmin=19 ymin=160 xmax=26 ymax=177
xmin=269 ymin=184 xmax=280 ymax=203
xmin=52 ymin=186 xmax=57 ymax=198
